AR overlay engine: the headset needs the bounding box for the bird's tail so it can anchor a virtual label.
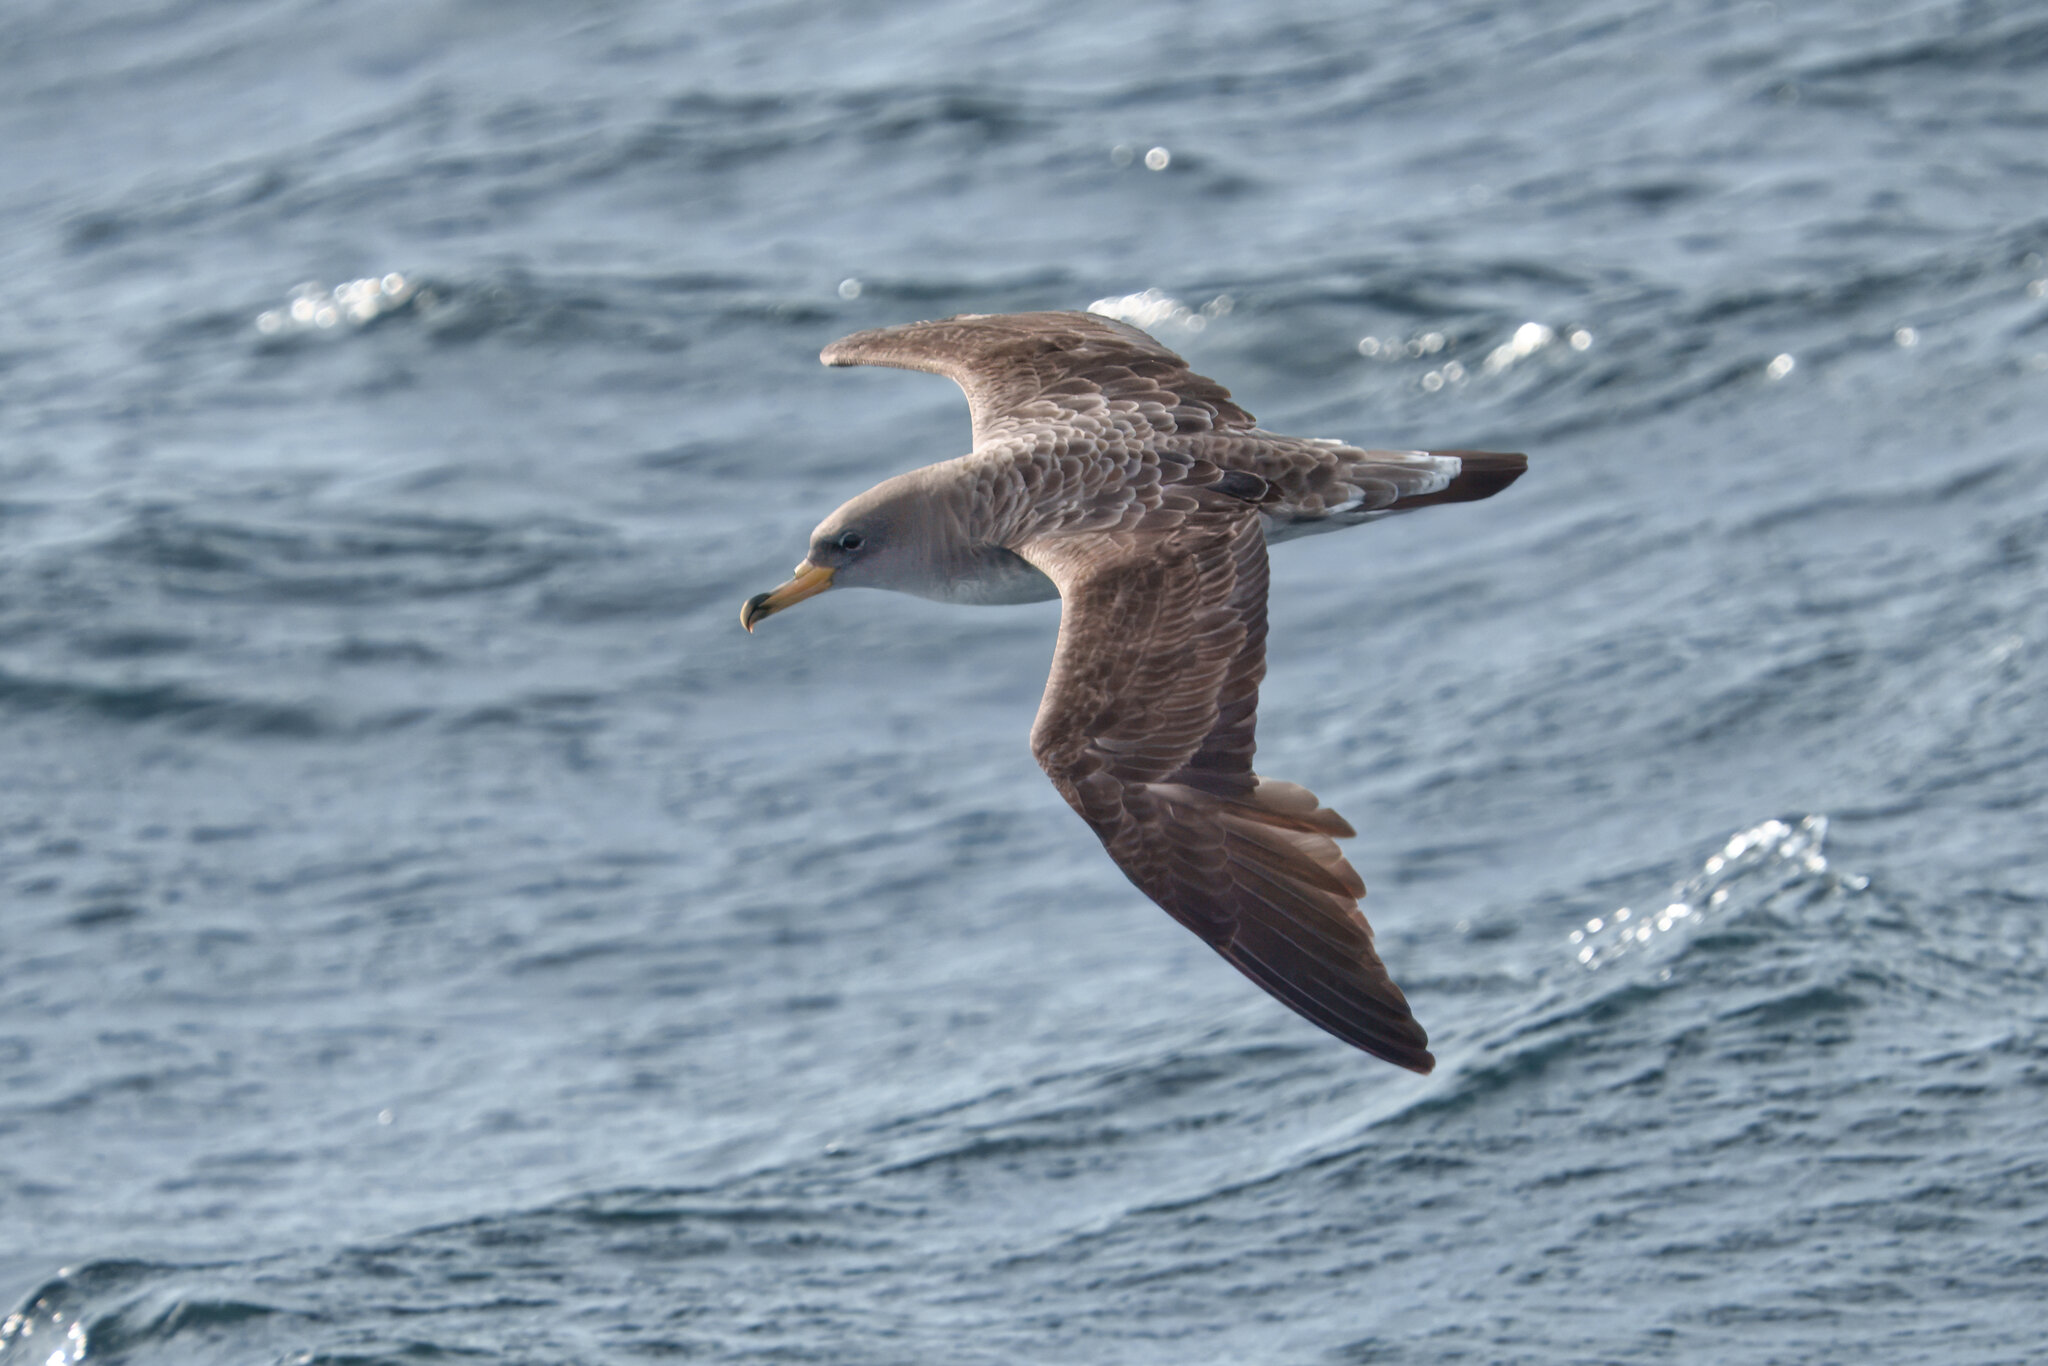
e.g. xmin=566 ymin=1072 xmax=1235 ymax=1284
xmin=1253 ymin=447 xmax=1528 ymax=545
xmin=1385 ymin=449 xmax=1527 ymax=509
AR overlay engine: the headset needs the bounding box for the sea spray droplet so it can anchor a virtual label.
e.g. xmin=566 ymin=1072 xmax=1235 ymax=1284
xmin=1483 ymin=322 xmax=1554 ymax=373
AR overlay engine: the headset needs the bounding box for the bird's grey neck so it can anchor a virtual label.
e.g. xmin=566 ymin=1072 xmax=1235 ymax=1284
xmin=905 ymin=460 xmax=1058 ymax=605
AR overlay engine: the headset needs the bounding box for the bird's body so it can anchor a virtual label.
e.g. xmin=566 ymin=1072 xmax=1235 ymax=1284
xmin=743 ymin=311 xmax=1525 ymax=1073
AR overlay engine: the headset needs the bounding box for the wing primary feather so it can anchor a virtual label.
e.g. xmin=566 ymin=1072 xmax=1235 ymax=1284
xmin=1220 ymin=934 xmax=1434 ymax=1073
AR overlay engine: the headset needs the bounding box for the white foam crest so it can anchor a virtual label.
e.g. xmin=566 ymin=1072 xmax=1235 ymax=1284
xmin=1569 ymin=815 xmax=1862 ymax=971
xmin=255 ymin=273 xmax=419 ymax=337
xmin=1087 ymin=287 xmax=1234 ymax=333
xmin=0 ymin=1285 xmax=89 ymax=1364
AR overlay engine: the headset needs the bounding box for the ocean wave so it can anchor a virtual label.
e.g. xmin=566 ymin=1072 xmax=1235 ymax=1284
xmin=97 ymin=506 xmax=611 ymax=604
xmin=0 ymin=664 xmax=328 ymax=737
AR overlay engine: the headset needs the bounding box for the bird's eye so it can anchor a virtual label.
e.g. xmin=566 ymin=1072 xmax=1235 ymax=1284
xmin=835 ymin=531 xmax=865 ymax=551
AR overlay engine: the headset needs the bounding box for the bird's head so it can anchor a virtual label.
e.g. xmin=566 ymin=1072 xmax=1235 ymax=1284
xmin=739 ymin=473 xmax=937 ymax=631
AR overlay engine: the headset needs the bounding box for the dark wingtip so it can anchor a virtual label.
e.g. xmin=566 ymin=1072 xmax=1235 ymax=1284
xmin=1357 ymin=1024 xmax=1435 ymax=1073
xmin=1363 ymin=1030 xmax=1435 ymax=1074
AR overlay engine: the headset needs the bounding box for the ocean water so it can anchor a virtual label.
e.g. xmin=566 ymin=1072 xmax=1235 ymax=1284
xmin=4 ymin=0 xmax=2047 ymax=1361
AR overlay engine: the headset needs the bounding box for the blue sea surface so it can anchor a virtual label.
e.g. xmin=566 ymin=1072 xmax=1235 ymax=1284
xmin=3 ymin=1 xmax=2047 ymax=1361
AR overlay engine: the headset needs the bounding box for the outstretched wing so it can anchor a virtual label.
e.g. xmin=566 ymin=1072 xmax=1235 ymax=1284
xmin=821 ymin=310 xmax=1257 ymax=448
xmin=1018 ymin=497 xmax=1434 ymax=1073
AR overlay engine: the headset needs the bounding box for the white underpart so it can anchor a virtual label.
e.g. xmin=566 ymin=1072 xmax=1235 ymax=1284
xmin=923 ymin=548 xmax=1060 ymax=605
